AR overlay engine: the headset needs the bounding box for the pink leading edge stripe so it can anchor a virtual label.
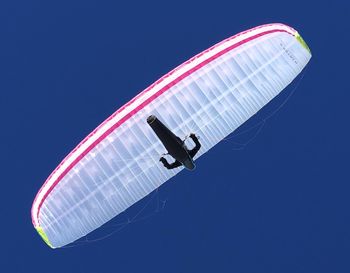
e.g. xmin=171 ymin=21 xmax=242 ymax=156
xmin=32 ymin=24 xmax=295 ymax=226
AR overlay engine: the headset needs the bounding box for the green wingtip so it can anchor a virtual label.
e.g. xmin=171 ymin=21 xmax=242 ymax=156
xmin=295 ymin=32 xmax=311 ymax=54
xmin=35 ymin=226 xmax=54 ymax=248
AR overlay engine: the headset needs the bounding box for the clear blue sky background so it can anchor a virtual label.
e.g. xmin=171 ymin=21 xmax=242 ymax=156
xmin=1 ymin=1 xmax=349 ymax=272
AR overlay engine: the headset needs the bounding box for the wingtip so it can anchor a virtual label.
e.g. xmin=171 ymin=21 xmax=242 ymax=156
xmin=35 ymin=226 xmax=54 ymax=249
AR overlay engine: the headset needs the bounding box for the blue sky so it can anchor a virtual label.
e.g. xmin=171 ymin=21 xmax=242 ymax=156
xmin=1 ymin=1 xmax=349 ymax=272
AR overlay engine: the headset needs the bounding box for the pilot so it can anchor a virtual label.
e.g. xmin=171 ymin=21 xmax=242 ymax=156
xmin=147 ymin=115 xmax=201 ymax=170
xmin=160 ymin=133 xmax=201 ymax=170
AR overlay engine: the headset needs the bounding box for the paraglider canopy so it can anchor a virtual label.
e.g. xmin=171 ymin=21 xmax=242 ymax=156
xmin=31 ymin=23 xmax=311 ymax=248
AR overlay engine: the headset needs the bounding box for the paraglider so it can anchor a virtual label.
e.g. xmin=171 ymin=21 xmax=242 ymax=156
xmin=31 ymin=23 xmax=311 ymax=248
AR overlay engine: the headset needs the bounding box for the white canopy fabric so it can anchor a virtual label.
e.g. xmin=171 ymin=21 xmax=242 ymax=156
xmin=32 ymin=23 xmax=311 ymax=248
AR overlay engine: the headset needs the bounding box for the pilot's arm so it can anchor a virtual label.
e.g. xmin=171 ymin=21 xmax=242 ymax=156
xmin=188 ymin=133 xmax=201 ymax=158
xmin=160 ymin=157 xmax=182 ymax=169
